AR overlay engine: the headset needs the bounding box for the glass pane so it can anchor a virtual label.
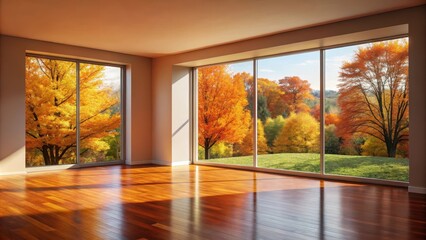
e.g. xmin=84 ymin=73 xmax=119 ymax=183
xmin=197 ymin=61 xmax=254 ymax=166
xmin=79 ymin=64 xmax=122 ymax=164
xmin=25 ymin=57 xmax=77 ymax=166
xmin=257 ymin=51 xmax=320 ymax=172
xmin=324 ymin=38 xmax=409 ymax=181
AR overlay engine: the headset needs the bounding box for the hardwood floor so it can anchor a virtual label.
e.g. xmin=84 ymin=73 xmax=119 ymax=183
xmin=0 ymin=165 xmax=425 ymax=240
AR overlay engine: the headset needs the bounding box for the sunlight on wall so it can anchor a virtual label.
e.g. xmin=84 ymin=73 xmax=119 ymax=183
xmin=0 ymin=146 xmax=26 ymax=175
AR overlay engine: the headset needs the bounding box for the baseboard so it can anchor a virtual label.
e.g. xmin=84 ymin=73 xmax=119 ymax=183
xmin=408 ymin=186 xmax=426 ymax=194
xmin=151 ymin=159 xmax=170 ymax=166
xmin=126 ymin=160 xmax=152 ymax=166
xmin=150 ymin=160 xmax=190 ymax=166
xmin=0 ymin=171 xmax=27 ymax=176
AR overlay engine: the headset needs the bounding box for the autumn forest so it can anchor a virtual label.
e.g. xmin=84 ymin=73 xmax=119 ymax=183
xmin=197 ymin=39 xmax=409 ymax=181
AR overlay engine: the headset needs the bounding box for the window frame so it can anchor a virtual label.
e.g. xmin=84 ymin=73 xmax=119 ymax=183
xmin=191 ymin=34 xmax=409 ymax=187
xmin=25 ymin=53 xmax=126 ymax=170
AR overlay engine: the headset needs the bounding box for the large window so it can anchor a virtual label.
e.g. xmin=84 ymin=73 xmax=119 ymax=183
xmin=197 ymin=61 xmax=254 ymax=166
xmin=324 ymin=39 xmax=409 ymax=181
xmin=195 ymin=37 xmax=409 ymax=182
xmin=257 ymin=51 xmax=320 ymax=172
xmin=25 ymin=56 xmax=123 ymax=167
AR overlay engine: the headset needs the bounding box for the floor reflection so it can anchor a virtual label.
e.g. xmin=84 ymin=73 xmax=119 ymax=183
xmin=0 ymin=165 xmax=424 ymax=239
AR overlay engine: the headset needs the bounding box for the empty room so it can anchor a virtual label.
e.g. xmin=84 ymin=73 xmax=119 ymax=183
xmin=1 ymin=0 xmax=425 ymax=239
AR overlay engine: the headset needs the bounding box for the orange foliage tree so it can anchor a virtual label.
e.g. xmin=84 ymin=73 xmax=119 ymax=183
xmin=233 ymin=74 xmax=285 ymax=120
xmin=25 ymin=57 xmax=120 ymax=165
xmin=258 ymin=78 xmax=285 ymax=118
xmin=337 ymin=40 xmax=409 ymax=157
xmin=311 ymin=104 xmax=340 ymax=125
xmin=198 ymin=65 xmax=251 ymax=159
xmin=279 ymin=76 xmax=314 ymax=116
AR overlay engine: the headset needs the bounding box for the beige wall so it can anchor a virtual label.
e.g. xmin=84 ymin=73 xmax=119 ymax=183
xmin=0 ymin=35 xmax=152 ymax=174
xmin=152 ymin=6 xmax=426 ymax=193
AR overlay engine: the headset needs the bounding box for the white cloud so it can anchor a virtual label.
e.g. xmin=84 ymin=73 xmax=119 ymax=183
xmin=259 ymin=68 xmax=274 ymax=73
xmin=297 ymin=59 xmax=319 ymax=66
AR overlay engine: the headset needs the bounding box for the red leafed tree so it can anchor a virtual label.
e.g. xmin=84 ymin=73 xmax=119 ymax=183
xmin=198 ymin=65 xmax=251 ymax=159
xmin=279 ymin=76 xmax=314 ymax=115
xmin=311 ymin=104 xmax=340 ymax=126
xmin=337 ymin=40 xmax=409 ymax=157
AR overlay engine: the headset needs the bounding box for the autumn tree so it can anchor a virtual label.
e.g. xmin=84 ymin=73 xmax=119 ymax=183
xmin=198 ymin=142 xmax=233 ymax=159
xmin=361 ymin=136 xmax=387 ymax=157
xmin=25 ymin=58 xmax=120 ymax=166
xmin=311 ymin=104 xmax=340 ymax=125
xmin=337 ymin=40 xmax=409 ymax=157
xmin=234 ymin=119 xmax=268 ymax=155
xmin=236 ymin=73 xmax=284 ymax=120
xmin=279 ymin=76 xmax=314 ymax=116
xmin=258 ymin=78 xmax=285 ymax=117
xmin=273 ymin=112 xmax=319 ymax=153
xmin=198 ymin=65 xmax=251 ymax=159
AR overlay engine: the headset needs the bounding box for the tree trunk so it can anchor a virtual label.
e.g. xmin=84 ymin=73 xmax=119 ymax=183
xmin=41 ymin=144 xmax=61 ymax=165
xmin=204 ymin=139 xmax=211 ymax=160
xmin=41 ymin=145 xmax=51 ymax=165
xmin=387 ymin=144 xmax=397 ymax=158
xmin=205 ymin=146 xmax=210 ymax=160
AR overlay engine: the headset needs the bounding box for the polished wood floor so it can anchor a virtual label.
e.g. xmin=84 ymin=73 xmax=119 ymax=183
xmin=0 ymin=165 xmax=425 ymax=240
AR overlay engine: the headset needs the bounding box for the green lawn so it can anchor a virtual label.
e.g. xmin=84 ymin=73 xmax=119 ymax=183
xmin=198 ymin=153 xmax=409 ymax=182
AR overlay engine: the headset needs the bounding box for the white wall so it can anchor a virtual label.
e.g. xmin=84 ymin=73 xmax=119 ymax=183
xmin=152 ymin=6 xmax=426 ymax=193
xmin=0 ymin=35 xmax=152 ymax=174
xmin=171 ymin=66 xmax=191 ymax=166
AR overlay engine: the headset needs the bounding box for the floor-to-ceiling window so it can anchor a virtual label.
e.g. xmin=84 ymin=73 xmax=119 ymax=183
xmin=324 ymin=39 xmax=409 ymax=181
xmin=25 ymin=55 xmax=123 ymax=167
xmin=257 ymin=51 xmax=320 ymax=172
xmin=197 ymin=61 xmax=254 ymax=166
xmin=195 ymin=37 xmax=409 ymax=183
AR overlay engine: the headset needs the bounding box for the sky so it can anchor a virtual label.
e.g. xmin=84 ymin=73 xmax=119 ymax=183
xmin=100 ymin=45 xmax=356 ymax=93
xmin=102 ymin=66 xmax=121 ymax=91
xmin=103 ymin=38 xmax=406 ymax=92
xmin=228 ymin=44 xmax=361 ymax=91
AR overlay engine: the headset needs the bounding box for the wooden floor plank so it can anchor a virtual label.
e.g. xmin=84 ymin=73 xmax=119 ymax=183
xmin=0 ymin=164 xmax=425 ymax=239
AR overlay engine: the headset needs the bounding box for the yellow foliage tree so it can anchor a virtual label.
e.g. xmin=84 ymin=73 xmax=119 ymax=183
xmin=234 ymin=119 xmax=268 ymax=155
xmin=198 ymin=65 xmax=251 ymax=159
xmin=361 ymin=137 xmax=387 ymax=157
xmin=273 ymin=112 xmax=319 ymax=153
xmin=25 ymin=57 xmax=120 ymax=166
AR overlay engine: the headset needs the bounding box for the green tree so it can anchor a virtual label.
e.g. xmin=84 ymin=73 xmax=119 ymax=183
xmin=264 ymin=116 xmax=285 ymax=151
xmin=325 ymin=124 xmax=341 ymax=154
xmin=257 ymin=95 xmax=270 ymax=122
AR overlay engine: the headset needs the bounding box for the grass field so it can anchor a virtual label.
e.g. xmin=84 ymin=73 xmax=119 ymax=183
xmin=198 ymin=153 xmax=409 ymax=182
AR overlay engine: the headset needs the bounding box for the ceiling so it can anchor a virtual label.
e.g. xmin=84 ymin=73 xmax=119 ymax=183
xmin=1 ymin=0 xmax=424 ymax=57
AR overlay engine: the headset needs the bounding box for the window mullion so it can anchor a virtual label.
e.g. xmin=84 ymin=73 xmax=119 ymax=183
xmin=320 ymin=50 xmax=325 ymax=175
xmin=76 ymin=62 xmax=81 ymax=165
xmin=253 ymin=59 xmax=258 ymax=168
